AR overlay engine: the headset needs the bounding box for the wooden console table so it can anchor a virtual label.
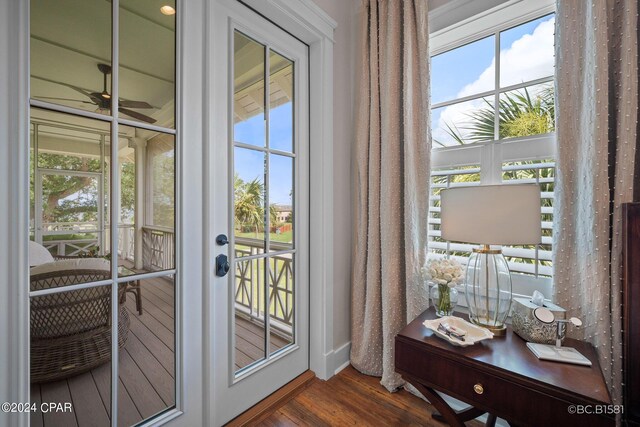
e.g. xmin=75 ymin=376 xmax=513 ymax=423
xmin=395 ymin=308 xmax=614 ymax=427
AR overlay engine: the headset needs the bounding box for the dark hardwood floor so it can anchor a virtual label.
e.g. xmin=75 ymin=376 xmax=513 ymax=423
xmin=254 ymin=366 xmax=483 ymax=427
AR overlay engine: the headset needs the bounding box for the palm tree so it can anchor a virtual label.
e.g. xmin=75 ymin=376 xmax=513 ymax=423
xmin=234 ymin=174 xmax=278 ymax=237
xmin=434 ymin=85 xmax=555 ymax=146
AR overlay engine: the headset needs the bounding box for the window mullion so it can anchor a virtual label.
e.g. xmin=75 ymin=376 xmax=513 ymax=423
xmin=110 ymin=1 xmax=120 ymax=425
xmin=493 ymin=30 xmax=500 ymax=142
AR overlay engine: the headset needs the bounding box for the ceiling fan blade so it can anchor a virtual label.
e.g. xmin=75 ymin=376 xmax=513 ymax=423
xmin=34 ymin=96 xmax=93 ymax=104
xmin=119 ymin=99 xmax=154 ymax=109
xmin=119 ymin=107 xmax=157 ymax=124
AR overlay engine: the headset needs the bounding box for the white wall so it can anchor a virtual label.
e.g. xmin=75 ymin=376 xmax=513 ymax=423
xmin=309 ymin=0 xmax=359 ymax=362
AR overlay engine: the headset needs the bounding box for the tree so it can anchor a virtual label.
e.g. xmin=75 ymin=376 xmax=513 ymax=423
xmin=234 ymin=174 xmax=277 ymax=237
xmin=434 ymin=85 xmax=555 ymax=146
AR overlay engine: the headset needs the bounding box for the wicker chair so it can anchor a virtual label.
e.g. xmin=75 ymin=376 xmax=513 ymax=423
xmin=30 ymin=263 xmax=130 ymax=383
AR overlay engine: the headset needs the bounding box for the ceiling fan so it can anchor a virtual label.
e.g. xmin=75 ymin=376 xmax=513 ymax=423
xmin=36 ymin=63 xmax=158 ymax=124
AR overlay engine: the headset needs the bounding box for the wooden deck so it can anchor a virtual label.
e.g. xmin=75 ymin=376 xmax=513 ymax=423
xmin=31 ymin=275 xmax=290 ymax=427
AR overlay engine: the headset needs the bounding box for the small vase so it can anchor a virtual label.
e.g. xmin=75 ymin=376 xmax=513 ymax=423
xmin=430 ymin=283 xmax=459 ymax=317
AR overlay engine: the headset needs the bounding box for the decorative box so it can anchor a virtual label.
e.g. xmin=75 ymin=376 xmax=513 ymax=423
xmin=511 ymin=297 xmax=566 ymax=344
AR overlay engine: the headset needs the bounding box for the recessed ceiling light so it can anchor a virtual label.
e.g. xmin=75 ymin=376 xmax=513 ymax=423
xmin=160 ymin=5 xmax=176 ymax=15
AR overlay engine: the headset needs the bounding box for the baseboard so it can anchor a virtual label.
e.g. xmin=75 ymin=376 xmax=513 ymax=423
xmin=225 ymin=370 xmax=316 ymax=426
xmin=333 ymin=341 xmax=351 ymax=375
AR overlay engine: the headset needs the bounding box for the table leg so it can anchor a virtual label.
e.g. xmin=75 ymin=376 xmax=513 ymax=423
xmin=135 ymin=279 xmax=142 ymax=315
xmin=486 ymin=413 xmax=497 ymax=427
xmin=433 ymin=406 xmax=487 ymax=423
xmin=406 ymin=377 xmax=467 ymax=427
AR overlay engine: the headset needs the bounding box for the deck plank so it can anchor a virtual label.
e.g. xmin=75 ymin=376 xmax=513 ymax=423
xmin=30 ymin=384 xmax=44 ymax=427
xmin=39 ymin=380 xmax=78 ymax=427
xmin=127 ymin=314 xmax=174 ymax=376
xmin=127 ymin=304 xmax=174 ymax=350
xmin=124 ymin=332 xmax=175 ymax=406
xmin=118 ymin=349 xmax=167 ymax=419
xmin=67 ymin=372 xmax=110 ymax=427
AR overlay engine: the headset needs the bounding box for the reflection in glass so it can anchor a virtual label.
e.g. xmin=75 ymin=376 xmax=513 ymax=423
xmin=269 ymin=154 xmax=293 ymax=250
xmin=431 ymin=35 xmax=495 ymax=105
xmin=118 ymin=276 xmax=176 ymax=425
xmin=119 ymin=0 xmax=176 ymax=127
xmin=269 ymin=50 xmax=294 ymax=152
xmin=431 ymin=96 xmax=495 ymax=147
xmin=235 ymin=258 xmax=266 ymax=371
xmin=234 ymin=147 xmax=266 ymax=253
xmin=500 ymin=14 xmax=555 ymax=88
xmin=29 ymin=108 xmax=110 ymax=271
xmin=30 ymin=0 xmax=112 ymax=115
xmin=118 ymin=127 xmax=176 ymax=277
xmin=234 ymin=32 xmax=266 ymax=148
xmin=499 ymin=83 xmax=555 ymax=140
xmin=30 ymin=284 xmax=115 ymax=427
xmin=268 ymin=255 xmax=294 ymax=354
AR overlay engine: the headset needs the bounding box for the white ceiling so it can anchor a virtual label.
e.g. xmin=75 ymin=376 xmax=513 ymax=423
xmin=30 ymin=0 xmax=176 ymax=126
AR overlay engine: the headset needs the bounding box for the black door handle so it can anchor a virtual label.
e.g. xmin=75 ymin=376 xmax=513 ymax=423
xmin=216 ymin=254 xmax=230 ymax=277
xmin=216 ymin=234 xmax=229 ymax=246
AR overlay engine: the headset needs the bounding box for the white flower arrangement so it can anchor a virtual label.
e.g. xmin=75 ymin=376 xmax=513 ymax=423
xmin=422 ymin=258 xmax=464 ymax=289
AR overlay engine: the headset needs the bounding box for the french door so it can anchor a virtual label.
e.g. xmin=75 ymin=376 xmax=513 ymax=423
xmin=208 ymin=1 xmax=309 ymax=424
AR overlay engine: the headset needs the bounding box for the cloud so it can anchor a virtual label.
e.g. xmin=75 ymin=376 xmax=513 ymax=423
xmin=434 ymin=17 xmax=555 ymax=146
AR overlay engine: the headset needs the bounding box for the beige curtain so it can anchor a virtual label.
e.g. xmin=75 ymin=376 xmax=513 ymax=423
xmin=350 ymin=0 xmax=431 ymax=391
xmin=553 ymin=0 xmax=638 ymax=405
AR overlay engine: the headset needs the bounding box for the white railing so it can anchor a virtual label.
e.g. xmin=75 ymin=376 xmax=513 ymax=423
xmin=234 ymin=237 xmax=294 ymax=330
xmin=118 ymin=223 xmax=135 ymax=261
xmin=142 ymin=226 xmax=175 ymax=271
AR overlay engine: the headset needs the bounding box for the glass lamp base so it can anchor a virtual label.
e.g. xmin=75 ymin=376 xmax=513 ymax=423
xmin=464 ymin=246 xmax=513 ymax=337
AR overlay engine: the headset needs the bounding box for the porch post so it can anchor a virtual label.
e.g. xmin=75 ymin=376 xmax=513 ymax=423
xmin=132 ymin=136 xmax=146 ymax=269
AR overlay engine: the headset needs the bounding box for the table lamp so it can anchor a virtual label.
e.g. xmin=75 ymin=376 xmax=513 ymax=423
xmin=440 ymin=184 xmax=541 ymax=335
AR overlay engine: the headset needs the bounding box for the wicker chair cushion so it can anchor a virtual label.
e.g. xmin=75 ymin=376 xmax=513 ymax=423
xmin=30 ymin=257 xmax=110 ymax=280
xmin=29 ymin=240 xmax=54 ymax=266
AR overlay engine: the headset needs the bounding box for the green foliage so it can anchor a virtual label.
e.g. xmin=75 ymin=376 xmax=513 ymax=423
xmin=234 ymin=173 xmax=277 ymax=237
xmin=438 ymin=85 xmax=555 ymax=145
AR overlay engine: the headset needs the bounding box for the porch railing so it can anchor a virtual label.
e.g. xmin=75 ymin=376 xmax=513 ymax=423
xmin=142 ymin=226 xmax=175 ymax=271
xmin=234 ymin=237 xmax=294 ymax=332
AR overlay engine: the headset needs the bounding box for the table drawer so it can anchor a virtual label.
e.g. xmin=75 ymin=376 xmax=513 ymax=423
xmin=396 ymin=340 xmax=613 ymax=427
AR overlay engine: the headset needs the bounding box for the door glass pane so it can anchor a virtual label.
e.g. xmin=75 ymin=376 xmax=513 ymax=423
xmin=118 ymin=126 xmax=175 ymax=277
xmin=30 ymin=0 xmax=112 ymax=115
xmin=269 ymin=154 xmax=293 ymax=251
xmin=499 ymin=14 xmax=555 ymax=88
xmin=30 ymin=108 xmax=110 ymax=273
xmin=235 ymin=257 xmax=266 ymax=371
xmin=269 ymin=255 xmax=294 ymax=354
xmin=118 ymin=275 xmax=176 ymax=426
xmin=234 ymin=32 xmax=266 ymax=148
xmin=268 ymin=50 xmax=293 ymax=152
xmin=119 ymin=0 xmax=176 ymax=127
xmin=234 ymin=147 xmax=266 ymax=254
xmin=30 ymin=284 xmax=113 ymax=427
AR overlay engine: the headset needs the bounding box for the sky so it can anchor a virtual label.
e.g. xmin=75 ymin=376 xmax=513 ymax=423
xmin=234 ymin=103 xmax=293 ymax=206
xmin=431 ymin=14 xmax=555 ymax=146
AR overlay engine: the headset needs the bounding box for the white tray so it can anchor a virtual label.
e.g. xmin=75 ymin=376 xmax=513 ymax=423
xmin=423 ymin=316 xmax=494 ymax=347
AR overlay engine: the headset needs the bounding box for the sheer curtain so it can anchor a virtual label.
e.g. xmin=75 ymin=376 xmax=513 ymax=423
xmin=350 ymin=0 xmax=430 ymax=391
xmin=553 ymin=0 xmax=638 ymax=405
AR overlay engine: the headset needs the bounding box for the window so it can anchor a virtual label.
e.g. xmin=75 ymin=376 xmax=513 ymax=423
xmin=429 ymin=4 xmax=555 ymax=296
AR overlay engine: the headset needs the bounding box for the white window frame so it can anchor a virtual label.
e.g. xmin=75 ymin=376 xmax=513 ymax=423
xmin=429 ymin=0 xmax=556 ymax=299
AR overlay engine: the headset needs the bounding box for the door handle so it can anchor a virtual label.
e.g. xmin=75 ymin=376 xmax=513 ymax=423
xmin=216 ymin=254 xmax=230 ymax=277
xmin=216 ymin=234 xmax=229 ymax=246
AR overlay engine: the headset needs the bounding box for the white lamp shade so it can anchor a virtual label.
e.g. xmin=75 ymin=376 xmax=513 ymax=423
xmin=440 ymin=184 xmax=542 ymax=245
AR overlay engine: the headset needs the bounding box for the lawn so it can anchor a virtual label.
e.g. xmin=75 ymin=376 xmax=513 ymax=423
xmin=235 ymin=230 xmax=293 ymax=244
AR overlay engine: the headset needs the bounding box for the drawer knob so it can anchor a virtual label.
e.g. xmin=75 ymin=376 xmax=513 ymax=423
xmin=473 ymin=383 xmax=484 ymax=395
